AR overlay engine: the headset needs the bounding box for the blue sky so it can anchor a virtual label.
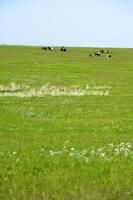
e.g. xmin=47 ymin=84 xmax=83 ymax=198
xmin=0 ymin=0 xmax=133 ymax=47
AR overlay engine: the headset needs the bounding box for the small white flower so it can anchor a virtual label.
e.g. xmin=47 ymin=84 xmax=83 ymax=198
xmin=69 ymin=152 xmax=74 ymax=157
xmin=16 ymin=158 xmax=20 ymax=163
xmin=64 ymin=140 xmax=70 ymax=144
xmin=49 ymin=150 xmax=55 ymax=156
xmin=12 ymin=152 xmax=17 ymax=155
xmin=71 ymin=147 xmax=75 ymax=151
xmin=81 ymin=149 xmax=88 ymax=155
xmin=126 ymin=143 xmax=132 ymax=148
xmin=99 ymin=152 xmax=105 ymax=158
xmin=108 ymin=143 xmax=114 ymax=148
xmin=114 ymin=148 xmax=120 ymax=155
xmin=98 ymin=147 xmax=104 ymax=152
xmin=84 ymin=157 xmax=89 ymax=163
xmin=91 ymin=150 xmax=95 ymax=155
xmin=125 ymin=151 xmax=129 ymax=157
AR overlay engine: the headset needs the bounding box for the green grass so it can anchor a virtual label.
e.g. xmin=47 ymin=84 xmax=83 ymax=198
xmin=0 ymin=45 xmax=133 ymax=200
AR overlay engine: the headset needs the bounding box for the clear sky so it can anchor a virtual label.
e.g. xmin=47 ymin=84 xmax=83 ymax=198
xmin=0 ymin=0 xmax=133 ymax=47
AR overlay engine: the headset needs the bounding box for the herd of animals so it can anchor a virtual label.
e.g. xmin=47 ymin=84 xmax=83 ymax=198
xmin=89 ymin=49 xmax=112 ymax=58
xmin=41 ymin=47 xmax=112 ymax=58
xmin=41 ymin=46 xmax=66 ymax=52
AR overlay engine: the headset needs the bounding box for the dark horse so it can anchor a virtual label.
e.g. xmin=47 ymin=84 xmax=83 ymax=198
xmin=100 ymin=49 xmax=104 ymax=54
xmin=42 ymin=47 xmax=53 ymax=51
xmin=60 ymin=47 xmax=67 ymax=52
xmin=108 ymin=54 xmax=112 ymax=58
xmin=95 ymin=52 xmax=101 ymax=56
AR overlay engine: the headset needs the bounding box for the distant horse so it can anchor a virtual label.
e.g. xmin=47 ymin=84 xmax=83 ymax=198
xmin=100 ymin=49 xmax=104 ymax=54
xmin=89 ymin=53 xmax=95 ymax=57
xmin=95 ymin=52 xmax=101 ymax=56
xmin=107 ymin=54 xmax=112 ymax=58
xmin=42 ymin=47 xmax=47 ymax=51
xmin=42 ymin=47 xmax=53 ymax=51
xmin=47 ymin=47 xmax=53 ymax=51
xmin=60 ymin=47 xmax=67 ymax=52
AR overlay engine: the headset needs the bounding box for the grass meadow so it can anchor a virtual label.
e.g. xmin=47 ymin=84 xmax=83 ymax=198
xmin=0 ymin=45 xmax=133 ymax=199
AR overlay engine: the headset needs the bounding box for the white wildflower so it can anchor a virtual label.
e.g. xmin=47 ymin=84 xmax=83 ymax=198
xmin=90 ymin=150 xmax=95 ymax=155
xmin=114 ymin=148 xmax=120 ymax=155
xmin=49 ymin=150 xmax=55 ymax=156
xmin=98 ymin=147 xmax=104 ymax=152
xmin=71 ymin=147 xmax=75 ymax=151
xmin=16 ymin=158 xmax=20 ymax=163
xmin=126 ymin=143 xmax=132 ymax=148
xmin=99 ymin=152 xmax=105 ymax=158
xmin=84 ymin=157 xmax=89 ymax=163
xmin=108 ymin=143 xmax=114 ymax=148
xmin=81 ymin=149 xmax=88 ymax=155
xmin=69 ymin=152 xmax=74 ymax=157
xmin=125 ymin=150 xmax=129 ymax=157
xmin=64 ymin=140 xmax=70 ymax=145
xmin=12 ymin=152 xmax=17 ymax=155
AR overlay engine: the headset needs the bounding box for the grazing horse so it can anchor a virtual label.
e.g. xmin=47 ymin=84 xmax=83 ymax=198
xmin=47 ymin=47 xmax=53 ymax=51
xmin=95 ymin=52 xmax=101 ymax=56
xmin=42 ymin=47 xmax=53 ymax=51
xmin=42 ymin=47 xmax=47 ymax=51
xmin=60 ymin=47 xmax=67 ymax=52
xmin=107 ymin=54 xmax=112 ymax=58
xmin=89 ymin=53 xmax=95 ymax=57
xmin=100 ymin=49 xmax=104 ymax=54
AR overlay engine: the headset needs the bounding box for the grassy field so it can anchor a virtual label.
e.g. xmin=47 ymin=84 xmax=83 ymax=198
xmin=0 ymin=45 xmax=133 ymax=200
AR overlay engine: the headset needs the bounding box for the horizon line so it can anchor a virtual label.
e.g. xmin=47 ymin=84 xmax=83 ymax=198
xmin=0 ymin=43 xmax=133 ymax=49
